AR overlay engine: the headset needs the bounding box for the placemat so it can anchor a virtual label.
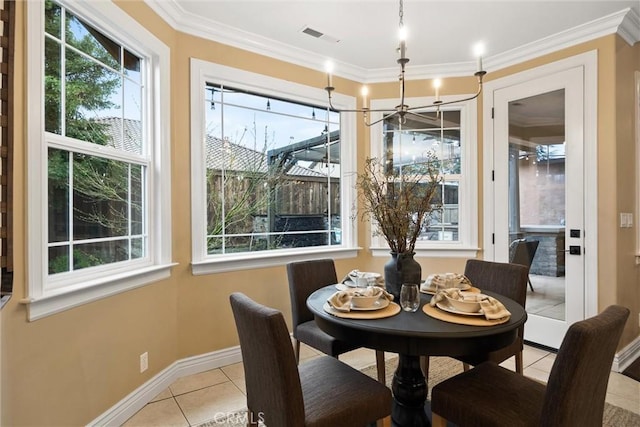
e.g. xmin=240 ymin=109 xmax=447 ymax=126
xmin=423 ymin=303 xmax=510 ymax=326
xmin=420 ymin=286 xmax=482 ymax=295
xmin=323 ymin=301 xmax=401 ymax=319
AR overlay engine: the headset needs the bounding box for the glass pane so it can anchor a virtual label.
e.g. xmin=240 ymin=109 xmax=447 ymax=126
xmin=131 ymin=164 xmax=144 ymax=235
xmin=48 ymin=149 xmax=70 ymax=242
xmin=72 ymin=153 xmax=129 ymax=239
xmin=422 ymin=181 xmax=459 ymax=241
xmin=384 ymin=110 xmax=461 ymax=174
xmin=131 ymin=237 xmax=144 ymax=259
xmin=44 ymin=1 xmax=62 ymax=39
xmin=72 ymin=239 xmax=129 ymax=270
xmin=508 ymin=89 xmax=566 ymax=321
xmin=123 ymin=49 xmax=142 ymax=84
xmin=205 ymin=84 xmax=341 ymax=254
xmin=65 ymin=10 xmax=120 ymax=71
xmin=44 ymin=37 xmax=62 ymax=135
xmin=123 ymin=79 xmax=142 ymax=154
xmin=65 ymin=48 xmax=122 ymax=145
xmin=49 ymin=245 xmax=70 ymax=274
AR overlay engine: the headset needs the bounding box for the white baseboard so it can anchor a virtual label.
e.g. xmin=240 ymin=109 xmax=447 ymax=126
xmin=612 ymin=335 xmax=640 ymax=372
xmin=87 ymin=333 xmax=640 ymax=425
xmin=88 ymin=345 xmax=243 ymax=427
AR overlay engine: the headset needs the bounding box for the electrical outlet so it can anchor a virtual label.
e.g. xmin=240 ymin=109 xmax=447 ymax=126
xmin=140 ymin=352 xmax=148 ymax=373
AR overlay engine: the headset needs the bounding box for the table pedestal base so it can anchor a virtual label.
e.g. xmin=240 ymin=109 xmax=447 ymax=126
xmin=391 ymin=354 xmax=430 ymax=427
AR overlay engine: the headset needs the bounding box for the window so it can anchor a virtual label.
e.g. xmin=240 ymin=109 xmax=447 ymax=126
xmin=27 ymin=0 xmax=172 ymax=320
xmin=190 ymin=60 xmax=358 ymax=274
xmin=369 ymin=96 xmax=478 ymax=257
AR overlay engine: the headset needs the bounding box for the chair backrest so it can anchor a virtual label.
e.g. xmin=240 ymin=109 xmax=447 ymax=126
xmin=229 ymin=293 xmax=305 ymax=427
xmin=464 ymin=259 xmax=529 ymax=308
xmin=541 ymin=305 xmax=629 ymax=426
xmin=510 ymin=239 xmax=539 ymax=267
xmin=287 ymin=259 xmax=338 ymax=328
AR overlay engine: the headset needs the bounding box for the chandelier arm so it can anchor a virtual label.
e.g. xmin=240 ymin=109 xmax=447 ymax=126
xmin=405 ymin=85 xmax=483 ymax=112
xmin=364 ymin=111 xmax=399 ymax=127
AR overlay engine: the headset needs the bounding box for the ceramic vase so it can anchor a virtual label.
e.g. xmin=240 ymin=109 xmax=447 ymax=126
xmin=384 ymin=251 xmax=422 ymax=300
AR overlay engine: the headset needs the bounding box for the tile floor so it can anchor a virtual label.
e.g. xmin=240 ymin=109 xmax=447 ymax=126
xmin=122 ymin=343 xmax=640 ymax=426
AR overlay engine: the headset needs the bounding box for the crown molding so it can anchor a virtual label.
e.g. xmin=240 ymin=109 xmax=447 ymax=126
xmin=487 ymin=8 xmax=638 ymax=73
xmin=144 ymin=1 xmax=637 ymax=83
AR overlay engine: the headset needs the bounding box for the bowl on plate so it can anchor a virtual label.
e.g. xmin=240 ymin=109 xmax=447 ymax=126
xmin=445 ymin=293 xmax=484 ymax=313
xmin=351 ymin=287 xmax=383 ymax=308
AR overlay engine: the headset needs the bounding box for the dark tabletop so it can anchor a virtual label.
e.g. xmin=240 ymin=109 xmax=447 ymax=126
xmin=307 ymin=285 xmax=528 ymax=357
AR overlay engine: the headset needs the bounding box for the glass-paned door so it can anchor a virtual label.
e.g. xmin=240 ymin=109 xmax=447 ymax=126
xmin=493 ymin=67 xmax=585 ymax=348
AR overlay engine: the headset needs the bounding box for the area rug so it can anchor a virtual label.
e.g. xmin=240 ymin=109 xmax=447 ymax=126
xmin=622 ymin=356 xmax=640 ymax=382
xmin=198 ymin=356 xmax=640 ymax=427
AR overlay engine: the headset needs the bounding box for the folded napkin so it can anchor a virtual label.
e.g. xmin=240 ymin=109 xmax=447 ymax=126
xmin=341 ymin=269 xmax=385 ymax=287
xmin=421 ymin=273 xmax=473 ymax=293
xmin=430 ymin=288 xmax=511 ymax=320
xmin=327 ymin=286 xmax=394 ymax=312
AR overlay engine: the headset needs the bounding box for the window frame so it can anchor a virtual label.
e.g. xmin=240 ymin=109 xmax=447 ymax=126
xmin=190 ymin=59 xmax=358 ymax=275
xmin=368 ymin=95 xmax=479 ymax=258
xmin=26 ymin=0 xmax=173 ymax=320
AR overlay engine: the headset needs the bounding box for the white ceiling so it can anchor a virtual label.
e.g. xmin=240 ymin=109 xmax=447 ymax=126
xmin=159 ymin=0 xmax=639 ymax=80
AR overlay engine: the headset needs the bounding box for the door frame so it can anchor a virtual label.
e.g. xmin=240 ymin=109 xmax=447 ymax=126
xmin=482 ymin=50 xmax=599 ymax=320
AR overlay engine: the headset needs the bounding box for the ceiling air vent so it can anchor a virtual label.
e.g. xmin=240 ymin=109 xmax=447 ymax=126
xmin=300 ymin=26 xmax=340 ymax=43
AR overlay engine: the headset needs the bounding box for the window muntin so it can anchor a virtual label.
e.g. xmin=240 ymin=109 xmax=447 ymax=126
xmin=204 ymin=83 xmax=341 ymax=255
xmin=44 ymin=0 xmax=148 ymax=275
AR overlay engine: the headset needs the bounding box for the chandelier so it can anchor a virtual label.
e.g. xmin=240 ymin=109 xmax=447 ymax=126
xmin=324 ymin=0 xmax=487 ymax=127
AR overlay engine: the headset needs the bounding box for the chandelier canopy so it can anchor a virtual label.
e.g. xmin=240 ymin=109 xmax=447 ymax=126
xmin=324 ymin=0 xmax=487 ymax=127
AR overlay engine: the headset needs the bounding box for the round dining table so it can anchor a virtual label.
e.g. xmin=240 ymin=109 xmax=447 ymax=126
xmin=307 ymin=285 xmax=527 ymax=427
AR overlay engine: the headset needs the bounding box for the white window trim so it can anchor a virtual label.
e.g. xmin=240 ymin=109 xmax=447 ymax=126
xmin=189 ymin=59 xmax=358 ymax=275
xmin=368 ymin=95 xmax=479 ymax=258
xmin=26 ymin=0 xmax=173 ymax=321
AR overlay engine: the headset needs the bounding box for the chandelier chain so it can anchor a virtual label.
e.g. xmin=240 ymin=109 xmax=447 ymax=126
xmin=399 ymin=0 xmax=404 ymax=27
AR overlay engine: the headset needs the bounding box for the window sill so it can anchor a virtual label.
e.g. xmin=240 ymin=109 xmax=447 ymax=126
xmin=370 ymin=246 xmax=480 ymax=258
xmin=191 ymin=247 xmax=359 ymax=275
xmin=22 ymin=263 xmax=176 ymax=321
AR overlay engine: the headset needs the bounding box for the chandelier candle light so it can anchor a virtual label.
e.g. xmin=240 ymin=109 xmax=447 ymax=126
xmin=324 ymin=0 xmax=487 ymax=126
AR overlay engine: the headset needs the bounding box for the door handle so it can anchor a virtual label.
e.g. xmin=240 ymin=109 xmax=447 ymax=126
xmin=564 ymin=246 xmax=581 ymax=255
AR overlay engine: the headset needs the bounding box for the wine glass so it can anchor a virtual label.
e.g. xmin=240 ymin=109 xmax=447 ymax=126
xmin=400 ymin=283 xmax=421 ymax=312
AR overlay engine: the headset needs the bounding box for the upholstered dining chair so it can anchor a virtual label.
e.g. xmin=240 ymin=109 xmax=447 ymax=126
xmin=431 ymin=305 xmax=629 ymax=427
xmin=287 ymin=259 xmax=386 ymax=383
xmin=510 ymin=239 xmax=540 ymax=291
xmin=420 ymin=259 xmax=529 ymax=379
xmin=230 ymin=292 xmax=392 ymax=427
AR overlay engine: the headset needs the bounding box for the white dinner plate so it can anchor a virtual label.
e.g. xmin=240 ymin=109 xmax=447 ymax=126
xmin=350 ymin=298 xmax=390 ymax=311
xmin=436 ymin=300 xmax=485 ymax=316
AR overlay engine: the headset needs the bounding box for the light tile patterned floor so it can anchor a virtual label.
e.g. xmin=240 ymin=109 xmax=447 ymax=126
xmin=122 ymin=343 xmax=640 ymax=426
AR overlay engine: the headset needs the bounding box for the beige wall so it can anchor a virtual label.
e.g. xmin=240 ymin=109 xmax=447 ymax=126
xmin=1 ymin=1 xmax=638 ymax=425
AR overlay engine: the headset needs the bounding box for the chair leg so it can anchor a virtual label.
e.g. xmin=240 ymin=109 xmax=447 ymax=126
xmin=420 ymin=356 xmax=429 ymax=390
xmin=528 ymin=276 xmax=534 ymax=292
xmin=377 ymin=415 xmax=391 ymax=427
xmin=431 ymin=412 xmax=448 ymax=427
xmin=293 ymin=339 xmax=301 ymax=365
xmin=462 ymin=362 xmax=471 ymax=372
xmin=375 ymin=350 xmax=386 ymax=384
xmin=515 ymin=350 xmax=524 ymax=374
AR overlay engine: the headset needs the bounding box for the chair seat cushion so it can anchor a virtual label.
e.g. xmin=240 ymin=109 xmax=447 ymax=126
xmin=299 ymin=356 xmax=392 ymax=427
xmin=296 ymin=321 xmax=361 ymax=356
xmin=432 ymin=362 xmax=546 ymax=427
